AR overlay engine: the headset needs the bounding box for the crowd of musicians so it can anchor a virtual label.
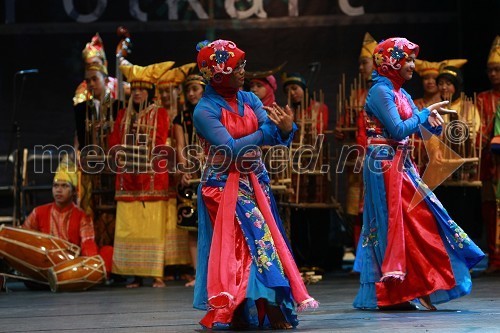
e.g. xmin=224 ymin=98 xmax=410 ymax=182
xmin=0 ymin=30 xmax=499 ymax=329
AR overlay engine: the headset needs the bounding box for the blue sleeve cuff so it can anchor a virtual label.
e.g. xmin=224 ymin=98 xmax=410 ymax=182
xmin=261 ymin=122 xmax=298 ymax=146
xmin=422 ymin=124 xmax=442 ymax=136
xmin=417 ymin=108 xmax=430 ymax=124
xmin=430 ymin=125 xmax=442 ymax=135
xmin=417 ymin=108 xmax=442 ymax=135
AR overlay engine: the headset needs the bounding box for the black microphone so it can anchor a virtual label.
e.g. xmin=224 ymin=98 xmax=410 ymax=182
xmin=16 ymin=69 xmax=39 ymax=75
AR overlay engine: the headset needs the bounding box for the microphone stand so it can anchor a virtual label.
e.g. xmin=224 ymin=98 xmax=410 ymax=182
xmin=307 ymin=62 xmax=321 ymax=93
xmin=7 ymin=71 xmax=35 ymax=226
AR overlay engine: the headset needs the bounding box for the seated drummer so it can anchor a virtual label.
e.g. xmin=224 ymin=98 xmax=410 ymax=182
xmin=21 ymin=156 xmax=113 ymax=275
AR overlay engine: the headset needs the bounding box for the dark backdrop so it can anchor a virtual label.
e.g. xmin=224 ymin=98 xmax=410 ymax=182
xmin=0 ymin=0 xmax=498 ymax=156
xmin=0 ymin=0 xmax=496 ymax=260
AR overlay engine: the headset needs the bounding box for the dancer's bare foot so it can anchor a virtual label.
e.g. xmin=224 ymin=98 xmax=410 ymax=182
xmin=265 ymin=303 xmax=292 ymax=329
xmin=184 ymin=279 xmax=195 ymax=287
xmin=379 ymin=302 xmax=418 ymax=311
xmin=153 ymin=278 xmax=166 ymax=288
xmin=125 ymin=282 xmax=142 ymax=289
xmin=418 ymin=295 xmax=437 ymax=311
xmin=126 ymin=277 xmax=143 ymax=288
xmin=180 ymin=273 xmax=195 ymax=282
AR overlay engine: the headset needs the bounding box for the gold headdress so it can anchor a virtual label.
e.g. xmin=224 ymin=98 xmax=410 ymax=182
xmin=85 ymin=62 xmax=108 ymax=76
xmin=54 ymin=155 xmax=78 ymax=188
xmin=360 ymin=32 xmax=377 ymax=59
xmin=120 ymin=61 xmax=175 ymax=89
xmin=157 ymin=63 xmax=198 ymax=89
xmin=184 ymin=74 xmax=206 ymax=88
xmin=415 ymin=59 xmax=467 ymax=77
xmin=82 ymin=33 xmax=107 ymax=66
xmin=488 ymin=35 xmax=500 ymax=64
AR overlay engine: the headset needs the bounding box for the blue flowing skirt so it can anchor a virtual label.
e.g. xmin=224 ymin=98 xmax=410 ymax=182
xmin=353 ymin=145 xmax=485 ymax=309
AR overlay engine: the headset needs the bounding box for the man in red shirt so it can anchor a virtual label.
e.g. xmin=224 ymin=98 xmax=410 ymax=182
xmin=22 ymin=157 xmax=113 ymax=273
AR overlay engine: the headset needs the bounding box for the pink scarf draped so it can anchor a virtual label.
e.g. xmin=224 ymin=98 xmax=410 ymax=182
xmin=200 ymin=105 xmax=317 ymax=328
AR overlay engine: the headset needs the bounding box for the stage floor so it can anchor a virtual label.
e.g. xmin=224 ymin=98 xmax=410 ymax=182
xmin=0 ymin=271 xmax=498 ymax=333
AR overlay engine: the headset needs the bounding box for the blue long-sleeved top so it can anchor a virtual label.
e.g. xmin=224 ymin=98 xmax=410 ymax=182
xmin=193 ymin=85 xmax=296 ymax=156
xmin=365 ymin=73 xmax=441 ymax=141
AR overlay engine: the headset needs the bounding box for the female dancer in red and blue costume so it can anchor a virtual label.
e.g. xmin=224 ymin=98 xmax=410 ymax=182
xmin=353 ymin=37 xmax=485 ymax=311
xmin=192 ymin=39 xmax=318 ymax=329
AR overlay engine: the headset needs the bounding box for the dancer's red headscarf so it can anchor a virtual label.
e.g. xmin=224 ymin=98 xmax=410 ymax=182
xmin=197 ymin=39 xmax=245 ymax=99
xmin=372 ymin=37 xmax=419 ymax=90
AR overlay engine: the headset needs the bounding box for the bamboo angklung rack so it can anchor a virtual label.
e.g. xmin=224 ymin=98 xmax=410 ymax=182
xmin=440 ymin=92 xmax=482 ymax=186
xmin=279 ymin=88 xmax=332 ymax=205
xmin=335 ymin=73 xmax=367 ymax=132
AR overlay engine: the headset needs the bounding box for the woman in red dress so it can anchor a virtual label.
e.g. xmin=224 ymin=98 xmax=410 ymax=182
xmin=353 ymin=37 xmax=485 ymax=311
xmin=193 ymin=39 xmax=318 ymax=330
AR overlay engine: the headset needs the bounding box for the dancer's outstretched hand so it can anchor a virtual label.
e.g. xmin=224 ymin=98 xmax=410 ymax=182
xmin=263 ymin=103 xmax=294 ymax=134
xmin=428 ymin=100 xmax=457 ymax=115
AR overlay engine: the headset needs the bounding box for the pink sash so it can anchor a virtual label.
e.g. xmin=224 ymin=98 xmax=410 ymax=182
xmin=200 ymin=105 xmax=317 ymax=328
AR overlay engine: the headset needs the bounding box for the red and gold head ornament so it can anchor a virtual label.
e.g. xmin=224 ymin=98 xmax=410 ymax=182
xmin=196 ymin=39 xmax=245 ymax=84
xmin=373 ymin=37 xmax=419 ymax=73
xmin=373 ymin=37 xmax=419 ymax=88
xmin=82 ymin=33 xmax=107 ymax=66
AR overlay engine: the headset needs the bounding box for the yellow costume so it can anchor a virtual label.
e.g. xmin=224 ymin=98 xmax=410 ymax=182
xmin=414 ymin=58 xmax=467 ymax=110
xmin=157 ymin=63 xmax=198 ymax=266
xmin=424 ymin=66 xmax=480 ymax=188
xmin=110 ymin=61 xmax=174 ymax=278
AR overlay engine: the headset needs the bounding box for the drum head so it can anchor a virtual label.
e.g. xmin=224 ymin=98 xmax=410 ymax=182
xmin=48 ymin=256 xmax=106 ymax=292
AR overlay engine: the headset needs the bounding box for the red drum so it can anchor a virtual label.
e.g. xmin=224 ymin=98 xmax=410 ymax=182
xmin=0 ymin=225 xmax=80 ymax=281
xmin=47 ymin=255 xmax=106 ymax=292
